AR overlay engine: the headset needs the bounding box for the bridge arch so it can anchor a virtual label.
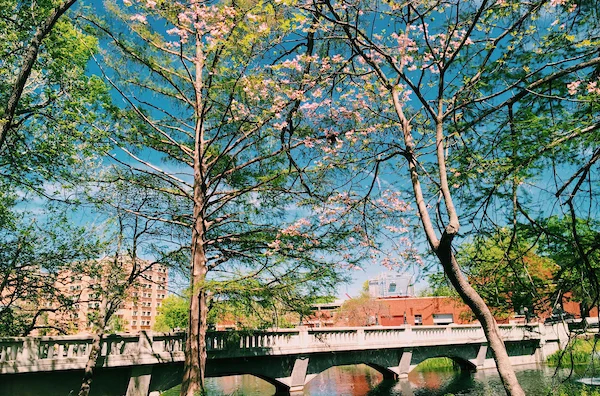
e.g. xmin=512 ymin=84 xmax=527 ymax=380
xmin=408 ymin=348 xmax=479 ymax=376
xmin=410 ymin=355 xmax=477 ymax=373
xmin=303 ymin=362 xmax=397 ymax=389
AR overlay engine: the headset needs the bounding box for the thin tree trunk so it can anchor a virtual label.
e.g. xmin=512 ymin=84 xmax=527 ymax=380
xmin=0 ymin=0 xmax=77 ymax=153
xmin=391 ymin=89 xmax=525 ymax=396
xmin=181 ymin=29 xmax=207 ymax=396
xmin=181 ymin=213 xmax=208 ymax=396
xmin=78 ymin=298 xmax=108 ymax=396
xmin=437 ymin=244 xmax=525 ymax=396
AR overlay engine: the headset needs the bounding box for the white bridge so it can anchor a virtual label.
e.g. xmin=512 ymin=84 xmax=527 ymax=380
xmin=0 ymin=323 xmax=568 ymax=395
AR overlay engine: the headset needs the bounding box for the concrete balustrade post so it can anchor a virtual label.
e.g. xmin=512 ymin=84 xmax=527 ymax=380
xmin=20 ymin=338 xmax=38 ymax=364
xmin=298 ymin=326 xmax=309 ymax=348
xmin=357 ymin=329 xmax=365 ymax=344
xmin=404 ymin=326 xmax=413 ymax=343
xmin=138 ymin=331 xmax=153 ymax=356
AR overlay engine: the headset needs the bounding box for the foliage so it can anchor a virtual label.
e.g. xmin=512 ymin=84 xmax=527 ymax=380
xmin=457 ymin=229 xmax=559 ymax=318
xmin=414 ymin=357 xmax=456 ymax=372
xmin=154 ymin=295 xmax=189 ymax=332
xmin=547 ymin=338 xmax=600 ymax=368
xmin=532 ymin=217 xmax=600 ymax=317
xmin=0 ymin=206 xmax=104 ymax=336
xmin=335 ymin=291 xmax=391 ymax=327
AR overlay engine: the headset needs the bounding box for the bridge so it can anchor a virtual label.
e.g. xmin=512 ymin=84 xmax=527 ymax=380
xmin=0 ymin=323 xmax=568 ymax=395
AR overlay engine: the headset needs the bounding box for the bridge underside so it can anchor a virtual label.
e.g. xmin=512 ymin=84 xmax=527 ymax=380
xmin=203 ymin=340 xmax=542 ymax=394
xmin=0 ymin=340 xmax=544 ymax=396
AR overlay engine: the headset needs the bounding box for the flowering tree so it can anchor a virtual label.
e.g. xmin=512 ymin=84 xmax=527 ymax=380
xmin=301 ymin=0 xmax=600 ymax=394
xmin=82 ymin=1 xmax=389 ymax=394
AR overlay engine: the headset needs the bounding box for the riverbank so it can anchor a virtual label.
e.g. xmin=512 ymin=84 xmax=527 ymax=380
xmin=548 ymin=337 xmax=600 ymax=367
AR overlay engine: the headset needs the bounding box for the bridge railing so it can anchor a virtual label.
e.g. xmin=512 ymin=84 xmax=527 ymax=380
xmin=1 ymin=323 xmax=547 ymax=373
xmin=0 ymin=332 xmax=187 ymax=374
xmin=204 ymin=323 xmax=543 ymax=356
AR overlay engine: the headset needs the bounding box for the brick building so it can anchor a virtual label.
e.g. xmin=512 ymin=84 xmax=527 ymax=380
xmin=51 ymin=258 xmax=168 ymax=334
xmin=377 ymin=296 xmax=472 ymax=326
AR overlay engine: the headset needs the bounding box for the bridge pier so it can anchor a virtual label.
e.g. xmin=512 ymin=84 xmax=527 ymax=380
xmin=125 ymin=330 xmax=154 ymax=396
xmin=476 ymin=344 xmax=488 ymax=369
xmin=126 ymin=366 xmax=153 ymax=396
xmin=398 ymin=348 xmax=413 ymax=378
xmin=288 ymin=356 xmax=309 ymax=394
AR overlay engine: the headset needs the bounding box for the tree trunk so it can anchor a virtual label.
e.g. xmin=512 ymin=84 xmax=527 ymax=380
xmin=436 ymin=243 xmax=525 ymax=396
xmin=391 ymin=90 xmax=525 ymax=396
xmin=180 ymin=218 xmax=208 ymax=396
xmin=78 ymin=298 xmax=108 ymax=396
xmin=181 ymin=30 xmax=207 ymax=396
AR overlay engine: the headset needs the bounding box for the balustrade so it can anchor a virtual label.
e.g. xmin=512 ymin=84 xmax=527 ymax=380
xmin=0 ymin=324 xmax=546 ymax=375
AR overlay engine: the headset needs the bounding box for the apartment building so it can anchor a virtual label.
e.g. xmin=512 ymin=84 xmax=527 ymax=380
xmin=52 ymin=258 xmax=168 ymax=334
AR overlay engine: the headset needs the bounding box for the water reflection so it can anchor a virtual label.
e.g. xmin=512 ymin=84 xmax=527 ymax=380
xmin=203 ymin=363 xmax=597 ymax=395
xmin=305 ymin=365 xmax=383 ymax=395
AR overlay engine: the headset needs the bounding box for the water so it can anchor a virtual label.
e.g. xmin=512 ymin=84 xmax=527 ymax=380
xmin=197 ymin=363 xmax=600 ymax=395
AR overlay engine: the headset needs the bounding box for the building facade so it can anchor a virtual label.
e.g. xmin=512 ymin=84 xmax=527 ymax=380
xmin=368 ymin=273 xmax=415 ymax=298
xmin=51 ymin=258 xmax=168 ymax=334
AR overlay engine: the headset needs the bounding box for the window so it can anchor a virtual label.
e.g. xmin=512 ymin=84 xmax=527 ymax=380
xmin=414 ymin=315 xmax=422 ymax=326
xmin=388 ymin=283 xmax=397 ymax=293
xmin=433 ymin=313 xmax=453 ymax=325
xmin=133 ymin=321 xmax=137 ymax=325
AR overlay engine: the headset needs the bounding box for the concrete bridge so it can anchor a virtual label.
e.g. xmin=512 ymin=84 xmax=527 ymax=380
xmin=0 ymin=323 xmax=568 ymax=395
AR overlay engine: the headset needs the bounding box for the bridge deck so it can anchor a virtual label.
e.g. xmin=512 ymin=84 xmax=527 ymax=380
xmin=0 ymin=323 xmax=557 ymax=375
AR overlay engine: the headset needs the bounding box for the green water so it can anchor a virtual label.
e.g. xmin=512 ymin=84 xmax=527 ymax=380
xmin=164 ymin=363 xmax=600 ymax=395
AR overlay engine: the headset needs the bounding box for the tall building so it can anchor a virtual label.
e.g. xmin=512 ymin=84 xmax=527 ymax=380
xmin=51 ymin=258 xmax=168 ymax=334
xmin=368 ymin=273 xmax=415 ymax=298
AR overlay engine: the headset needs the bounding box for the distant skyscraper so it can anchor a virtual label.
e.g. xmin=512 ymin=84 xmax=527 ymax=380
xmin=368 ymin=273 xmax=414 ymax=298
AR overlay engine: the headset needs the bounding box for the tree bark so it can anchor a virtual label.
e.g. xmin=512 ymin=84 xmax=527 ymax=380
xmin=181 ymin=211 xmax=208 ymax=396
xmin=437 ymin=240 xmax=525 ymax=396
xmin=180 ymin=29 xmax=207 ymax=396
xmin=0 ymin=0 xmax=77 ymax=153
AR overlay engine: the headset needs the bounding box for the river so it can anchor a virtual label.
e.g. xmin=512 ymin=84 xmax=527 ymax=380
xmin=196 ymin=363 xmax=600 ymax=395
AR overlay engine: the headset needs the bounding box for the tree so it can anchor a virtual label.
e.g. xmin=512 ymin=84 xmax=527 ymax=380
xmin=0 ymin=0 xmax=111 ymax=337
xmin=0 ymin=207 xmax=104 ymax=336
xmin=301 ymin=1 xmax=600 ymax=394
xmin=0 ymin=0 xmax=77 ymax=152
xmin=457 ymin=229 xmax=558 ymax=319
xmin=83 ymin=2 xmax=366 ymax=394
xmin=336 ymin=291 xmax=391 ymax=327
xmin=532 ymin=217 xmax=600 ymax=318
xmin=154 ymin=295 xmax=189 ymax=332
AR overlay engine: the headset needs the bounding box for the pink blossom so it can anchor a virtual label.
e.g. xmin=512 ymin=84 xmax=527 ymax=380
xmin=267 ymin=239 xmax=281 ymax=250
xmin=331 ymin=54 xmax=344 ymax=63
xmin=146 ymin=0 xmax=156 ymax=9
xmin=587 ymin=81 xmax=599 ymax=94
xmin=178 ymin=12 xmax=191 ymax=24
xmin=550 ymin=0 xmax=567 ymax=5
xmin=123 ymin=0 xmax=132 ymax=5
xmin=567 ymin=80 xmax=581 ymax=95
xmin=281 ymin=218 xmax=311 ymax=237
xmin=273 ymin=121 xmax=288 ymax=130
xmin=130 ymin=14 xmax=147 ymax=24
